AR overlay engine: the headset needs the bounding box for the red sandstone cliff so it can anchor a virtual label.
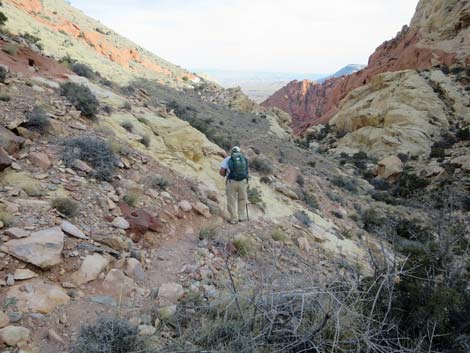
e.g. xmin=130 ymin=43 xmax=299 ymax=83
xmin=262 ymin=0 xmax=470 ymax=134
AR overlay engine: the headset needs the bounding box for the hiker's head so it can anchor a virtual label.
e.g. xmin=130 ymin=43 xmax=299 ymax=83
xmin=231 ymin=146 xmax=241 ymax=154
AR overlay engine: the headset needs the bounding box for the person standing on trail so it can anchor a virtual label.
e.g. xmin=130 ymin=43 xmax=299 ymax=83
xmin=219 ymin=146 xmax=249 ymax=224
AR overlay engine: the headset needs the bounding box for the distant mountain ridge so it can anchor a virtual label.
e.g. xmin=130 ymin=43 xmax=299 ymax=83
xmin=318 ymin=64 xmax=366 ymax=83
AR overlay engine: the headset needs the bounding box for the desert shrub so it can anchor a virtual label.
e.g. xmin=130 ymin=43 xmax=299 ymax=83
xmin=61 ymin=136 xmax=117 ymax=181
xmin=360 ymin=208 xmax=386 ymax=232
xmin=430 ymin=146 xmax=446 ymax=159
xmin=271 ymin=229 xmax=288 ymax=242
xmin=326 ymin=190 xmax=343 ymax=204
xmin=0 ymin=12 xmax=7 ymax=27
xmin=369 ymin=177 xmax=390 ymax=191
xmin=331 ymin=175 xmax=358 ymax=193
xmin=60 ymin=82 xmax=99 ymax=119
xmin=120 ymin=121 xmax=134 ymax=132
xmin=0 ymin=65 xmax=6 ymax=83
xmin=294 ymin=210 xmax=311 ymax=227
xmin=0 ymin=91 xmax=10 ymax=101
xmin=247 ymin=186 xmax=263 ymax=205
xmin=140 ymin=134 xmax=150 ymax=147
xmin=299 ymin=190 xmax=319 ymax=211
xmin=340 ymin=151 xmax=372 ymax=171
xmin=70 ymin=317 xmax=146 ymax=353
xmin=24 ymin=106 xmax=51 ymax=133
xmin=232 ymin=235 xmax=254 ymax=257
xmin=250 ymin=157 xmax=273 ymax=175
xmin=3 ymin=43 xmax=17 ymax=56
xmin=21 ymin=181 xmax=43 ymax=197
xmin=456 ymin=127 xmax=470 ymax=141
xmin=369 ymin=190 xmax=401 ymax=205
xmin=146 ymin=175 xmax=170 ymax=190
xmin=123 ymin=189 xmax=141 ymax=207
xmin=102 ymin=105 xmax=112 ymax=115
xmin=0 ymin=211 xmax=15 ymax=227
xmin=296 ymin=174 xmax=305 ymax=187
xmin=51 ymin=197 xmax=79 ymax=217
xmin=21 ymin=32 xmax=42 ymax=50
xmin=122 ymin=101 xmax=132 ymax=110
xmin=167 ymin=100 xmax=197 ymax=121
xmin=394 ymin=218 xmax=432 ymax=242
xmin=71 ymin=62 xmax=94 ymax=79
xmin=259 ymin=176 xmax=271 ymax=184
xmin=199 ymin=227 xmax=217 ymax=241
xmin=392 ymin=171 xmax=430 ymax=198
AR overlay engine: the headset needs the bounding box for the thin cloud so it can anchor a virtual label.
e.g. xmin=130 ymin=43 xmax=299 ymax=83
xmin=71 ymin=0 xmax=418 ymax=73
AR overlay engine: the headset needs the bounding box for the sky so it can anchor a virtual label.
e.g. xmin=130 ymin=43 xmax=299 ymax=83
xmin=70 ymin=0 xmax=419 ymax=74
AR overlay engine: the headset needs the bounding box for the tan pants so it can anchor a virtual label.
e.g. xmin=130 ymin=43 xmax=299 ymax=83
xmin=226 ymin=179 xmax=248 ymax=222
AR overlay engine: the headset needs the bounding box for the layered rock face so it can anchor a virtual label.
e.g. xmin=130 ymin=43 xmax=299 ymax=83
xmin=262 ymin=0 xmax=470 ymax=134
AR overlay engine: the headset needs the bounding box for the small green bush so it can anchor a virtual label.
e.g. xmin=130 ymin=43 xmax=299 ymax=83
xmin=296 ymin=174 xmax=305 ymax=187
xmin=199 ymin=227 xmax=217 ymax=241
xmin=70 ymin=317 xmax=146 ymax=353
xmin=0 ymin=91 xmax=10 ymax=102
xmin=60 ymin=82 xmax=99 ymax=119
xmin=250 ymin=157 xmax=273 ymax=175
xmin=147 ymin=175 xmax=170 ymax=190
xmin=0 ymin=65 xmax=7 ymax=83
xmin=3 ymin=43 xmax=17 ymax=56
xmin=21 ymin=33 xmax=43 ymax=50
xmin=331 ymin=176 xmax=358 ymax=193
xmin=123 ymin=189 xmax=141 ymax=207
xmin=140 ymin=134 xmax=150 ymax=147
xmin=294 ymin=210 xmax=311 ymax=227
xmin=0 ymin=12 xmax=8 ymax=27
xmin=122 ymin=101 xmax=132 ymax=110
xmin=360 ymin=208 xmax=385 ymax=232
xmin=247 ymin=186 xmax=263 ymax=205
xmin=24 ymin=106 xmax=51 ymax=133
xmin=392 ymin=172 xmax=430 ymax=198
xmin=232 ymin=235 xmax=253 ymax=256
xmin=456 ymin=127 xmax=470 ymax=141
xmin=271 ymin=229 xmax=288 ymax=242
xmin=0 ymin=211 xmax=15 ymax=227
xmin=71 ymin=63 xmax=94 ymax=79
xmin=121 ymin=121 xmax=134 ymax=132
xmin=61 ymin=136 xmax=117 ymax=181
xmin=52 ymin=197 xmax=79 ymax=217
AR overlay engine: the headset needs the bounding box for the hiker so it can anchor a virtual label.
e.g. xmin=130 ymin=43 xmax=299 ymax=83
xmin=219 ymin=146 xmax=249 ymax=224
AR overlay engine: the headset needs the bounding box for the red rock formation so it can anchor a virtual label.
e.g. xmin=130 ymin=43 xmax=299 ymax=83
xmin=262 ymin=0 xmax=470 ymax=134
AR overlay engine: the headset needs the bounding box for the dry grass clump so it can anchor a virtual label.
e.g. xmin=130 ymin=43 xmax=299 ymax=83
xmin=51 ymin=197 xmax=79 ymax=217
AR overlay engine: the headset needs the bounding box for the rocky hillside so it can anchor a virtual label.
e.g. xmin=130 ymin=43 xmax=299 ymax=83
xmin=0 ymin=1 xmax=468 ymax=352
xmin=1 ymin=0 xmax=197 ymax=85
xmin=262 ymin=0 xmax=470 ymax=135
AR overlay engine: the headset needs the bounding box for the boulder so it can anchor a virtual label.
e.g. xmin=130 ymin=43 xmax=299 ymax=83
xmin=29 ymin=152 xmax=51 ymax=170
xmin=0 ymin=146 xmax=12 ymax=172
xmin=13 ymin=269 xmax=38 ymax=280
xmin=273 ymin=182 xmax=299 ymax=200
xmin=72 ymin=159 xmax=92 ymax=173
xmin=0 ymin=325 xmax=30 ymax=346
xmin=0 ymin=227 xmax=64 ymax=269
xmin=0 ymin=126 xmax=24 ymax=154
xmin=123 ymin=258 xmax=145 ymax=282
xmin=192 ymin=202 xmax=211 ymax=218
xmin=119 ymin=202 xmax=164 ymax=237
xmin=111 ymin=217 xmax=129 ymax=229
xmin=3 ymin=228 xmax=30 ymax=239
xmin=0 ymin=311 xmax=9 ymax=328
xmin=297 ymin=237 xmax=311 ymax=252
xmin=60 ymin=221 xmax=87 ymax=239
xmin=158 ymin=282 xmax=184 ymax=306
xmin=72 ymin=254 xmax=110 ymax=285
xmin=102 ymin=269 xmax=136 ymax=297
xmin=377 ymin=156 xmax=404 ymax=181
xmin=451 ymin=155 xmax=470 ymax=171
xmin=138 ymin=325 xmax=156 ymax=336
xmin=92 ymin=233 xmax=131 ymax=251
xmin=178 ymin=200 xmax=192 ymax=212
xmin=6 ymin=279 xmax=70 ymax=314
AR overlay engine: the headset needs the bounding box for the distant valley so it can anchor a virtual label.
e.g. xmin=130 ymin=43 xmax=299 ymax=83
xmin=196 ymin=65 xmax=365 ymax=102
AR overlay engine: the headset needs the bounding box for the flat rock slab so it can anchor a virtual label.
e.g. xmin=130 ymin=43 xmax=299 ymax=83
xmin=0 ymin=227 xmax=64 ymax=269
xmin=60 ymin=221 xmax=87 ymax=239
xmin=13 ymin=269 xmax=38 ymax=280
xmin=6 ymin=279 xmax=70 ymax=314
xmin=3 ymin=228 xmax=30 ymax=239
xmin=72 ymin=253 xmax=110 ymax=286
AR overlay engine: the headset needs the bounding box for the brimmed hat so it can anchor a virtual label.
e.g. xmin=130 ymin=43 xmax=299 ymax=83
xmin=231 ymin=146 xmax=241 ymax=153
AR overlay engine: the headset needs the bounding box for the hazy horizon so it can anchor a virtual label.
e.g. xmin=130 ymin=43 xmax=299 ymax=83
xmin=71 ymin=0 xmax=418 ymax=74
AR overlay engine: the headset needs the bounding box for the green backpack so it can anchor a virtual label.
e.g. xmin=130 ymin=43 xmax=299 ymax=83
xmin=228 ymin=152 xmax=248 ymax=181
